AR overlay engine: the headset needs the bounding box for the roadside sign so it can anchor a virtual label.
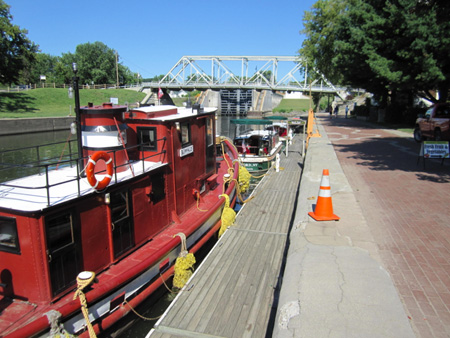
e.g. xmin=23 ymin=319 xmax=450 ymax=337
xmin=421 ymin=141 xmax=449 ymax=158
xmin=417 ymin=141 xmax=449 ymax=168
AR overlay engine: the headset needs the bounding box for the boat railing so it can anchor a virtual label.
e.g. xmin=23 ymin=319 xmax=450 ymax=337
xmin=236 ymin=144 xmax=264 ymax=156
xmin=107 ymin=136 xmax=168 ymax=179
xmin=0 ymin=139 xmax=80 ymax=181
xmin=0 ymin=137 xmax=168 ymax=207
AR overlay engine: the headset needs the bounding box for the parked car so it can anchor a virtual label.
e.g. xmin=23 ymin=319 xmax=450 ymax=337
xmin=414 ymin=103 xmax=450 ymax=142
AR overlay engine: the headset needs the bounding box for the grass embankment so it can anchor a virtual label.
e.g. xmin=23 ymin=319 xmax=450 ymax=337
xmin=0 ymin=88 xmax=146 ymax=118
xmin=273 ymin=99 xmax=312 ymax=113
xmin=0 ymin=88 xmax=311 ymax=118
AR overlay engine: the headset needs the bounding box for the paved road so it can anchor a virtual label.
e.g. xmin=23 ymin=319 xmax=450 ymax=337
xmin=322 ymin=115 xmax=450 ymax=338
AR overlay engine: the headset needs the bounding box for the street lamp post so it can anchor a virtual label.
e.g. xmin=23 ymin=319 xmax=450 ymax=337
xmin=72 ymin=63 xmax=84 ymax=174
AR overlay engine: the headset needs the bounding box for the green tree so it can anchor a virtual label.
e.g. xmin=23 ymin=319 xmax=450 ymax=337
xmin=333 ymin=0 xmax=450 ymax=103
xmin=118 ymin=63 xmax=135 ymax=84
xmin=72 ymin=41 xmax=135 ymax=85
xmin=300 ymin=0 xmax=346 ymax=84
xmin=262 ymin=70 xmax=273 ymax=83
xmin=150 ymin=74 xmax=165 ymax=82
xmin=54 ymin=52 xmax=77 ymax=84
xmin=0 ymin=0 xmax=38 ymax=84
xmin=301 ymin=0 xmax=450 ymax=106
xmin=29 ymin=53 xmax=59 ymax=83
xmin=186 ymin=74 xmax=211 ymax=83
xmin=75 ymin=42 xmax=116 ymax=84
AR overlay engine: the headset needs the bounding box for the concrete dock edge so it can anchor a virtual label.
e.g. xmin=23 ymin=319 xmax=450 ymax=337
xmin=273 ymin=121 xmax=416 ymax=337
xmin=0 ymin=117 xmax=74 ymax=136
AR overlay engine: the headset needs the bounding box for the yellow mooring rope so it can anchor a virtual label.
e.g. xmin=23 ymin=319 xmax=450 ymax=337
xmin=172 ymin=233 xmax=196 ymax=289
xmin=219 ymin=194 xmax=236 ymax=237
xmin=219 ymin=138 xmax=255 ymax=204
xmin=237 ymin=162 xmax=251 ymax=194
xmin=73 ymin=272 xmax=97 ymax=338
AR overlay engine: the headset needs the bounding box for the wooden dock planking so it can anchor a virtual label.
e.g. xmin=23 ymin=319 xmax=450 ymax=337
xmin=149 ymin=138 xmax=304 ymax=338
xmin=236 ymin=183 xmax=299 ymax=234
xmin=165 ymin=233 xmax=243 ymax=328
xmin=207 ymin=232 xmax=277 ymax=336
xmin=191 ymin=231 xmax=261 ymax=333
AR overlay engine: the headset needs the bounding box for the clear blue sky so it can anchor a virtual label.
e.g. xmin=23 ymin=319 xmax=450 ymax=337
xmin=8 ymin=0 xmax=316 ymax=79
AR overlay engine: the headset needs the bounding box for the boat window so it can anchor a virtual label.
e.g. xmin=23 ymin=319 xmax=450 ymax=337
xmin=111 ymin=191 xmax=130 ymax=222
xmin=181 ymin=122 xmax=191 ymax=146
xmin=150 ymin=172 xmax=166 ymax=204
xmin=46 ymin=213 xmax=74 ymax=252
xmin=137 ymin=127 xmax=157 ymax=151
xmin=0 ymin=216 xmax=20 ymax=254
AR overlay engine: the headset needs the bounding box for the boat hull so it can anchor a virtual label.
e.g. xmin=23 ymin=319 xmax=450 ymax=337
xmin=3 ymin=152 xmax=238 ymax=338
xmin=0 ymin=105 xmax=240 ymax=338
xmin=238 ymin=141 xmax=284 ymax=173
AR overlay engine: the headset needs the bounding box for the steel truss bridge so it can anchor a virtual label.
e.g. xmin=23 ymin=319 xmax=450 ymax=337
xmin=141 ymin=55 xmax=346 ymax=95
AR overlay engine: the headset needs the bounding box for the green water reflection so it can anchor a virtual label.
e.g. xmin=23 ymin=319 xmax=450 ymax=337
xmin=0 ymin=130 xmax=77 ymax=182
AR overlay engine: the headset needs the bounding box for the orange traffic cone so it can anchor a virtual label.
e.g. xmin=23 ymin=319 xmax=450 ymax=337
xmin=308 ymin=169 xmax=340 ymax=221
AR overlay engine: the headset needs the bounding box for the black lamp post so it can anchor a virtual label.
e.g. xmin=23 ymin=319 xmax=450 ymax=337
xmin=72 ymin=63 xmax=84 ymax=174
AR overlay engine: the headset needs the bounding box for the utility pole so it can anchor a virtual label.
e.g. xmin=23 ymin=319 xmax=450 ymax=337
xmin=115 ymin=50 xmax=119 ymax=88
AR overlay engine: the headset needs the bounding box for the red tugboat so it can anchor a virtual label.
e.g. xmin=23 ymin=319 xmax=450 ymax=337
xmin=0 ymin=99 xmax=239 ymax=337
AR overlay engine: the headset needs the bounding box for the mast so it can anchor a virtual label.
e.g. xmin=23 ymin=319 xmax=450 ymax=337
xmin=72 ymin=63 xmax=84 ymax=174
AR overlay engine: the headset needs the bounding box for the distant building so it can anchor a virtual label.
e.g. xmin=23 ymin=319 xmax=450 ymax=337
xmin=169 ymin=90 xmax=188 ymax=98
xmin=284 ymin=92 xmax=310 ymax=99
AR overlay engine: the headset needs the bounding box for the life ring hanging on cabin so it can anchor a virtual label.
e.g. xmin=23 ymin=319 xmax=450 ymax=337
xmin=86 ymin=151 xmax=113 ymax=191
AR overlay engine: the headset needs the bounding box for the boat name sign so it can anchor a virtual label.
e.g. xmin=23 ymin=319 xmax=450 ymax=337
xmin=179 ymin=145 xmax=194 ymax=157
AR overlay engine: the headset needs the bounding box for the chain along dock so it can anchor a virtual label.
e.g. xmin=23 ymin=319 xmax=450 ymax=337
xmin=147 ymin=136 xmax=304 ymax=338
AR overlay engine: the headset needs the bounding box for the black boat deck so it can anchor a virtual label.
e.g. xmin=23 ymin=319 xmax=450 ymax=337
xmin=148 ymin=137 xmax=304 ymax=338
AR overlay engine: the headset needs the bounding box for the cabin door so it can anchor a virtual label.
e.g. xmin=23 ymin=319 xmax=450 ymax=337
xmin=110 ymin=189 xmax=134 ymax=259
xmin=45 ymin=212 xmax=81 ymax=296
xmin=205 ymin=117 xmax=215 ymax=173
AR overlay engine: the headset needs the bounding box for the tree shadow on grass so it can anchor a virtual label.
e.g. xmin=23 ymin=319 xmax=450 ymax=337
xmin=0 ymin=92 xmax=38 ymax=115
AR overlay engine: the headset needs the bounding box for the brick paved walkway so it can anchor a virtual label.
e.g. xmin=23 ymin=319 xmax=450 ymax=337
xmin=322 ymin=116 xmax=450 ymax=338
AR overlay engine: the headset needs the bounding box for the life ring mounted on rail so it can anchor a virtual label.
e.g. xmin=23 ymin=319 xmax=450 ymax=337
xmin=86 ymin=151 xmax=113 ymax=191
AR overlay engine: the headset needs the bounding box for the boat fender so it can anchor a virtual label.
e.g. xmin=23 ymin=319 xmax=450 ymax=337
xmin=86 ymin=151 xmax=113 ymax=191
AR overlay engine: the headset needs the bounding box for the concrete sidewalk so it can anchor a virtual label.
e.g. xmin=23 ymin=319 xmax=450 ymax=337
xmin=273 ymin=121 xmax=415 ymax=337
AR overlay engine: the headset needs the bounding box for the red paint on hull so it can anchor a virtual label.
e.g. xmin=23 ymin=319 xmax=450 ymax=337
xmin=0 ymin=105 xmax=239 ymax=338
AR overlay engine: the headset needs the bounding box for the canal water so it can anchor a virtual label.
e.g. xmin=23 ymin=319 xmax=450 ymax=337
xmin=0 ymin=130 xmax=77 ymax=182
xmin=0 ymin=115 xmax=257 ymax=337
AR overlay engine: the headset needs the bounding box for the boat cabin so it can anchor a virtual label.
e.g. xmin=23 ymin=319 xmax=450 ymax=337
xmin=0 ymin=103 xmax=233 ymax=336
xmin=231 ymin=119 xmax=280 ymax=156
xmin=234 ymin=131 xmax=274 ymax=156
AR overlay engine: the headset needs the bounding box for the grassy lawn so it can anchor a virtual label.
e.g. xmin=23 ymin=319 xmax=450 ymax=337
xmin=0 ymin=90 xmax=317 ymax=118
xmin=273 ymin=99 xmax=312 ymax=113
xmin=0 ymin=88 xmax=146 ymax=118
xmin=396 ymin=128 xmax=414 ymax=134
